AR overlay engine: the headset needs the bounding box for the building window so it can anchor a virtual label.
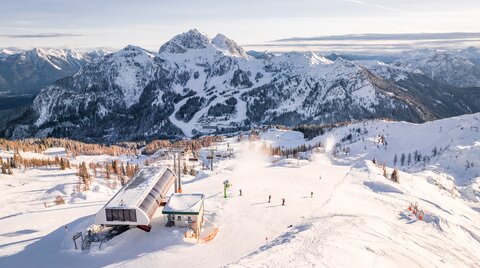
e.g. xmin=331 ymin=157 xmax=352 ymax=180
xmin=112 ymin=209 xmax=119 ymax=221
xmin=187 ymin=216 xmax=192 ymax=220
xmin=105 ymin=209 xmax=136 ymax=222
xmin=106 ymin=209 xmax=113 ymax=221
xmin=177 ymin=216 xmax=182 ymax=221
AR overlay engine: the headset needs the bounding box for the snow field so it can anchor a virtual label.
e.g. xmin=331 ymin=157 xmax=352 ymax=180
xmin=0 ymin=113 xmax=479 ymax=267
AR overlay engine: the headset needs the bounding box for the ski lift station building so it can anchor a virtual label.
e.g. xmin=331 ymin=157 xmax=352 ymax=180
xmin=95 ymin=166 xmax=177 ymax=227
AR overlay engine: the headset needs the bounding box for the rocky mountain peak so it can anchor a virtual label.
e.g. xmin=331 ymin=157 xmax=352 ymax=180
xmin=212 ymin=33 xmax=249 ymax=58
xmin=159 ymin=29 xmax=211 ymax=54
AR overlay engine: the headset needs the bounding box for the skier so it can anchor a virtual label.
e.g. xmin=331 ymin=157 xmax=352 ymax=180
xmin=239 ymin=189 xmax=242 ymax=196
xmin=268 ymin=195 xmax=272 ymax=203
xmin=282 ymin=198 xmax=285 ymax=206
xmin=310 ymin=191 xmax=313 ymax=198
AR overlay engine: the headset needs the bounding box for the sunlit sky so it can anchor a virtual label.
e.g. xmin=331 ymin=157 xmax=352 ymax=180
xmin=1 ymin=0 xmax=480 ymax=52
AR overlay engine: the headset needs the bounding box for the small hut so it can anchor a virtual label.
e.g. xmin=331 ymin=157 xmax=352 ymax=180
xmin=162 ymin=193 xmax=205 ymax=237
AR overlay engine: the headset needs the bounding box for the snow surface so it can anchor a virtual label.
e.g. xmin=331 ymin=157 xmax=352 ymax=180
xmin=163 ymin=194 xmax=204 ymax=214
xmin=1 ymin=113 xmax=480 ymax=267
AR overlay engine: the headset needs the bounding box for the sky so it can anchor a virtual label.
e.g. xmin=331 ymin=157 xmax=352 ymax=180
xmin=1 ymin=0 xmax=480 ymax=53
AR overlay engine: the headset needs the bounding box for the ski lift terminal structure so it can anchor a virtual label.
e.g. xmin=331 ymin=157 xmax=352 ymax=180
xmin=95 ymin=166 xmax=178 ymax=227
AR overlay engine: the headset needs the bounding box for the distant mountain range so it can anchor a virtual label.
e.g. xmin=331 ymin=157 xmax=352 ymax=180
xmin=0 ymin=48 xmax=107 ymax=95
xmin=2 ymin=29 xmax=480 ymax=142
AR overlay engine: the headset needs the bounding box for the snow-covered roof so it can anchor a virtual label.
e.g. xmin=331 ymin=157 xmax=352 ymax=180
xmin=106 ymin=166 xmax=168 ymax=209
xmin=163 ymin=193 xmax=204 ymax=215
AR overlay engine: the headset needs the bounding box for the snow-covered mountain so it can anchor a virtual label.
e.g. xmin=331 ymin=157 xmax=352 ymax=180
xmin=0 ymin=48 xmax=19 ymax=59
xmin=389 ymin=48 xmax=480 ymax=88
xmin=0 ymin=48 xmax=108 ymax=94
xmin=4 ymin=30 xmax=480 ymax=142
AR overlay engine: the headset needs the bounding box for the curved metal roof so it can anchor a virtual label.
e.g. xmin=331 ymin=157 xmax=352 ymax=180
xmin=105 ymin=166 xmax=174 ymax=209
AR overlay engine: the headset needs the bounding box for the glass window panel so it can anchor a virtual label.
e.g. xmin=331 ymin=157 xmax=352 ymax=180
xmin=106 ymin=209 xmax=113 ymax=221
xmin=112 ymin=209 xmax=119 ymax=221
xmin=123 ymin=209 xmax=130 ymax=221
xmin=118 ymin=209 xmax=125 ymax=221
xmin=130 ymin=209 xmax=137 ymax=222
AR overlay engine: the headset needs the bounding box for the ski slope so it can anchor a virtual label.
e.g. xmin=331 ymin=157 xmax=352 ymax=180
xmin=0 ymin=113 xmax=479 ymax=267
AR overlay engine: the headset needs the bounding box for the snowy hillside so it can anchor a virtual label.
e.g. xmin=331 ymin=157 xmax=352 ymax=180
xmin=0 ymin=113 xmax=479 ymax=267
xmin=5 ymin=29 xmax=480 ymax=142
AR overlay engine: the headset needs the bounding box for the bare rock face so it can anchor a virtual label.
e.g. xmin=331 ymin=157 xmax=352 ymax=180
xmin=159 ymin=29 xmax=211 ymax=54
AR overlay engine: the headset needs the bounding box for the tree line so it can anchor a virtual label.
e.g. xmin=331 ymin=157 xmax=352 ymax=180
xmin=0 ymin=138 xmax=138 ymax=156
xmin=142 ymin=136 xmax=224 ymax=155
xmin=76 ymin=160 xmax=140 ymax=192
xmin=1 ymin=153 xmax=71 ymax=175
xmin=393 ymin=146 xmax=449 ymax=167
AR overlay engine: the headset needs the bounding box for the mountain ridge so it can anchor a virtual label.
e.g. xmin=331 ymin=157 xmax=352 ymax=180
xmin=0 ymin=48 xmax=108 ymax=94
xmin=3 ymin=29 xmax=480 ymax=142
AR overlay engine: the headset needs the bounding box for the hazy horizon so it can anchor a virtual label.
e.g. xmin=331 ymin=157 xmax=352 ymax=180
xmin=2 ymin=0 xmax=480 ymax=53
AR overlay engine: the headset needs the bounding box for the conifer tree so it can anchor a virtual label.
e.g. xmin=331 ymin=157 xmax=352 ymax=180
xmin=60 ymin=158 xmax=66 ymax=170
xmin=183 ymin=162 xmax=188 ymax=175
xmin=6 ymin=161 xmax=13 ymax=175
xmin=78 ymin=162 xmax=90 ymax=191
xmin=1 ymin=158 xmax=6 ymax=174
xmin=105 ymin=165 xmax=110 ymax=179
xmin=10 ymin=156 xmax=16 ymax=168
xmin=391 ymin=169 xmax=399 ymax=183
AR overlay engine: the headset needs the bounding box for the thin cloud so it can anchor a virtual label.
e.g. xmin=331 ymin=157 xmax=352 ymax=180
xmin=344 ymin=0 xmax=406 ymax=13
xmin=275 ymin=32 xmax=480 ymax=42
xmin=245 ymin=33 xmax=480 ymax=53
xmin=2 ymin=33 xmax=83 ymax=38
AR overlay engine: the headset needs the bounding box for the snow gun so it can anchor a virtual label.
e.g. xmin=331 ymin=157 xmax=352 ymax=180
xmin=223 ymin=180 xmax=232 ymax=198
